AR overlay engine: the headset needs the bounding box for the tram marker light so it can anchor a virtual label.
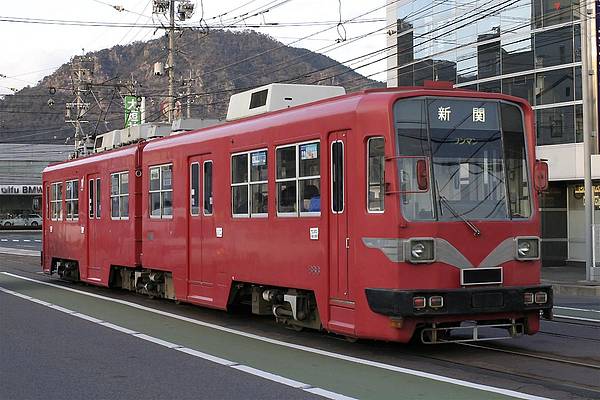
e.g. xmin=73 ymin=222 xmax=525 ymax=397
xmin=534 ymin=291 xmax=547 ymax=304
xmin=428 ymin=296 xmax=444 ymax=308
xmin=523 ymin=292 xmax=534 ymax=305
xmin=413 ymin=296 xmax=426 ymax=309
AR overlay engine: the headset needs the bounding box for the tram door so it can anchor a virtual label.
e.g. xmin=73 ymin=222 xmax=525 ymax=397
xmin=87 ymin=176 xmax=102 ymax=280
xmin=328 ymin=131 xmax=349 ymax=300
xmin=187 ymin=155 xmax=215 ymax=304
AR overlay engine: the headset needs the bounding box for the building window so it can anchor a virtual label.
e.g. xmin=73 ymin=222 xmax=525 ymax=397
xmin=535 ymin=67 xmax=574 ymax=105
xmin=231 ymin=150 xmax=268 ymax=217
xmin=502 ymin=75 xmax=535 ymax=105
xmin=534 ymin=26 xmax=573 ymax=68
xmin=536 ymin=105 xmax=575 ymax=145
xmin=50 ymin=182 xmax=62 ymax=221
xmin=276 ymin=141 xmax=321 ymax=216
xmin=110 ymin=171 xmax=129 ymax=219
xmin=149 ymin=164 xmax=173 ymax=218
xmin=204 ymin=161 xmax=213 ymax=216
xmin=367 ymin=137 xmax=385 ymax=212
xmin=65 ymin=180 xmax=79 ymax=220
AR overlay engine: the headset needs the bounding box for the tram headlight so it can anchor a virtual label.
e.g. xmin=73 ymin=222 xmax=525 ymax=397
xmin=407 ymin=238 xmax=435 ymax=263
xmin=516 ymin=237 xmax=540 ymax=260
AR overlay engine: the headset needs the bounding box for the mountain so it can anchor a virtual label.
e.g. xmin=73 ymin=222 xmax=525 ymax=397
xmin=0 ymin=29 xmax=382 ymax=144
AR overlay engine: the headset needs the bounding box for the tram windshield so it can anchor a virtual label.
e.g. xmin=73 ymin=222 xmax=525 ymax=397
xmin=394 ymin=98 xmax=532 ymax=222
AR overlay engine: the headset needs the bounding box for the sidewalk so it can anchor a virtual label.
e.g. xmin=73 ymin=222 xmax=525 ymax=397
xmin=542 ymin=265 xmax=600 ymax=297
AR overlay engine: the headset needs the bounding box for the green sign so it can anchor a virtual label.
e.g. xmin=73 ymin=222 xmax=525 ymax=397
xmin=124 ymin=95 xmax=143 ymax=128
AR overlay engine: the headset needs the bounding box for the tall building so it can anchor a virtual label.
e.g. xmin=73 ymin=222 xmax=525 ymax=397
xmin=386 ymin=0 xmax=600 ymax=266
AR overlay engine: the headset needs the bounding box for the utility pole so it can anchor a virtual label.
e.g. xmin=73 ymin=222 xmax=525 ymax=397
xmin=153 ymin=0 xmax=195 ymax=122
xmin=580 ymin=1 xmax=599 ymax=281
xmin=168 ymin=0 xmax=175 ymax=123
xmin=65 ymin=56 xmax=93 ymax=157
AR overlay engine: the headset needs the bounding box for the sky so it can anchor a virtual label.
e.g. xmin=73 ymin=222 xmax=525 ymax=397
xmin=0 ymin=0 xmax=388 ymax=97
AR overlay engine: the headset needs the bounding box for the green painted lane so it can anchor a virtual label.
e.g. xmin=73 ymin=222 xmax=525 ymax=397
xmin=0 ymin=274 xmax=532 ymax=400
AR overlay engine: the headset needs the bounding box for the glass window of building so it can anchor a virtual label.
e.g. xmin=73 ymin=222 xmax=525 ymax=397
xmin=477 ymin=35 xmax=501 ymax=79
xmin=534 ymin=26 xmax=574 ymax=68
xmin=502 ymin=75 xmax=535 ymax=105
xmin=575 ymin=66 xmax=582 ymax=100
xmin=501 ymin=35 xmax=534 ymax=74
xmin=479 ymin=80 xmax=501 ymax=93
xmin=535 ymin=67 xmax=574 ymax=105
xmin=536 ymin=105 xmax=575 ymax=145
xmin=575 ymin=104 xmax=583 ymax=142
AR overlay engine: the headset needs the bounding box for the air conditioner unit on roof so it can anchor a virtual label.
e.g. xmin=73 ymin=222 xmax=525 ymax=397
xmin=226 ymin=83 xmax=346 ymax=121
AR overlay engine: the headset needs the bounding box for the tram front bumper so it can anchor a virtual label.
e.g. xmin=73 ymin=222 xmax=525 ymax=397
xmin=365 ymin=285 xmax=553 ymax=319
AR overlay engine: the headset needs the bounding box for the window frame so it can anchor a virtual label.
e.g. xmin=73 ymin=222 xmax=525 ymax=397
xmin=275 ymin=140 xmax=321 ymax=218
xmin=190 ymin=162 xmax=200 ymax=216
xmin=89 ymin=179 xmax=94 ymax=219
xmin=149 ymin=163 xmax=174 ymax=219
xmin=65 ymin=179 xmax=79 ymax=221
xmin=330 ymin=140 xmax=345 ymax=214
xmin=203 ymin=160 xmax=214 ymax=216
xmin=367 ymin=136 xmax=385 ymax=214
xmin=50 ymin=182 xmax=63 ymax=221
xmin=231 ymin=149 xmax=268 ymax=218
xmin=95 ymin=178 xmax=101 ymax=219
xmin=110 ymin=171 xmax=130 ymax=220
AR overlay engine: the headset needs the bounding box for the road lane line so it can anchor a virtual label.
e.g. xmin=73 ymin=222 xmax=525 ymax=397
xmin=23 ymin=239 xmax=31 ymax=242
xmin=553 ymin=315 xmax=600 ymax=323
xmin=35 ymin=240 xmax=41 ymax=242
xmin=0 ymin=284 xmax=357 ymax=400
xmin=555 ymin=306 xmax=600 ymax=313
xmin=231 ymin=365 xmax=311 ymax=389
xmin=11 ymin=240 xmax=19 ymax=242
xmin=1 ymin=239 xmax=7 ymax=242
xmin=0 ymin=271 xmax=552 ymax=400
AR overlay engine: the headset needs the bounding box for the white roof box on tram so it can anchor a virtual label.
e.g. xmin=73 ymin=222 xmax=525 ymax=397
xmin=226 ymin=83 xmax=346 ymax=121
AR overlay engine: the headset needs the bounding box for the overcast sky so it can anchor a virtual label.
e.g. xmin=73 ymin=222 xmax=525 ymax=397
xmin=0 ymin=0 xmax=388 ymax=96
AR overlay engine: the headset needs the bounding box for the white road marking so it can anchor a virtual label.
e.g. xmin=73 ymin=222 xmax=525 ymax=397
xmin=0 ymin=247 xmax=41 ymax=257
xmin=0 ymin=239 xmax=7 ymax=242
xmin=0 ymin=271 xmax=553 ymax=400
xmin=0 ymin=283 xmax=357 ymax=400
xmin=555 ymin=306 xmax=600 ymax=314
xmin=23 ymin=239 xmax=31 ymax=242
xmin=11 ymin=239 xmax=19 ymax=242
xmin=553 ymin=315 xmax=600 ymax=323
xmin=35 ymin=239 xmax=41 ymax=242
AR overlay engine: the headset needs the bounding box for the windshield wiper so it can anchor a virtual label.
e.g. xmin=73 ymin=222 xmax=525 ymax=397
xmin=438 ymin=195 xmax=481 ymax=237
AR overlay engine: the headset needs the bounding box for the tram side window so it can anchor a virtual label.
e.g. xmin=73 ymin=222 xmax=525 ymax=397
xmin=395 ymin=99 xmax=435 ymax=220
xmin=149 ymin=164 xmax=173 ymax=219
xmin=110 ymin=171 xmax=129 ymax=219
xmin=231 ymin=150 xmax=268 ymax=217
xmin=367 ymin=137 xmax=385 ymax=212
xmin=96 ymin=178 xmax=101 ymax=218
xmin=65 ymin=180 xmax=79 ymax=220
xmin=204 ymin=161 xmax=213 ymax=215
xmin=276 ymin=141 xmax=320 ymax=216
xmin=88 ymin=179 xmax=94 ymax=218
xmin=190 ymin=163 xmax=200 ymax=216
xmin=50 ymin=182 xmax=62 ymax=221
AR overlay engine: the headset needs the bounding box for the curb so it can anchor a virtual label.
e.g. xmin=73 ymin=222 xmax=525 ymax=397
xmin=549 ymin=283 xmax=600 ymax=298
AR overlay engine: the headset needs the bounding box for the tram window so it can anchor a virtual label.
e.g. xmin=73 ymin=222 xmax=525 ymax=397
xmin=331 ymin=142 xmax=344 ymax=213
xmin=276 ymin=141 xmax=320 ymax=216
xmin=190 ymin=163 xmax=200 ymax=216
xmin=203 ymin=161 xmax=213 ymax=215
xmin=89 ymin=179 xmax=94 ymax=218
xmin=95 ymin=179 xmax=101 ymax=218
xmin=50 ymin=182 xmax=62 ymax=221
xmin=231 ymin=150 xmax=268 ymax=217
xmin=367 ymin=137 xmax=385 ymax=212
xmin=65 ymin=180 xmax=79 ymax=220
xmin=149 ymin=164 xmax=173 ymax=219
xmin=46 ymin=185 xmax=50 ymax=220
xmin=110 ymin=171 xmax=129 ymax=219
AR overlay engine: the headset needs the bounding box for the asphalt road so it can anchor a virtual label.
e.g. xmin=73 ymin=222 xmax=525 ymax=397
xmin=0 ymin=231 xmax=41 ymax=251
xmin=1 ymin=254 xmax=599 ymax=400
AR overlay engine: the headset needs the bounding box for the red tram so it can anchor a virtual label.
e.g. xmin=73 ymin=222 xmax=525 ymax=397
xmin=42 ymin=83 xmax=552 ymax=343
